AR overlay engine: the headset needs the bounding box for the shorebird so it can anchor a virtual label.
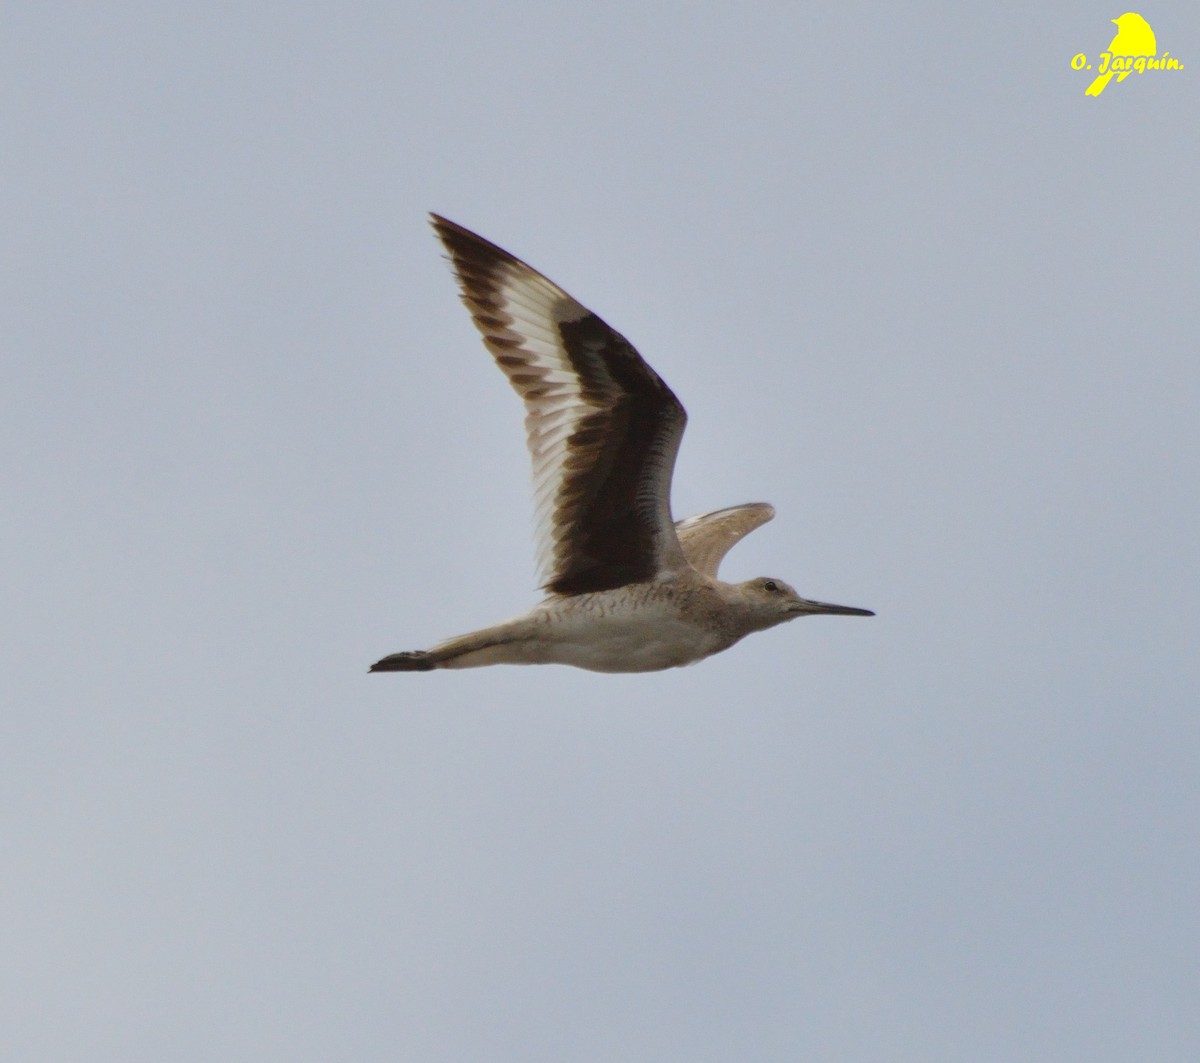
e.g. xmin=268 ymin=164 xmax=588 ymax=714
xmin=370 ymin=216 xmax=873 ymax=674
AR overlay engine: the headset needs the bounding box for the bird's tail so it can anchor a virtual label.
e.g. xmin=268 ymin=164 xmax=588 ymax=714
xmin=1085 ymin=72 xmax=1113 ymax=95
xmin=369 ymin=618 xmax=539 ymax=672
xmin=369 ymin=649 xmax=437 ymax=671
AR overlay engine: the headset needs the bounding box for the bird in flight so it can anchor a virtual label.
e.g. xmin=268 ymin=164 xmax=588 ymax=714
xmin=1086 ymin=12 xmax=1156 ymax=96
xmin=370 ymin=216 xmax=872 ymax=673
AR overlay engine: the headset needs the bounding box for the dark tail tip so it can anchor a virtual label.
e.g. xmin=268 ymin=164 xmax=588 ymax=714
xmin=369 ymin=651 xmax=435 ymax=673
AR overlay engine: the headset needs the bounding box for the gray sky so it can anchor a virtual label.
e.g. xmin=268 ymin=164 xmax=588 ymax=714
xmin=5 ymin=3 xmax=1199 ymax=1060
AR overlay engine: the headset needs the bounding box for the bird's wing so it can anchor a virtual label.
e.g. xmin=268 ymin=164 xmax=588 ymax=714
xmin=673 ymin=503 xmax=775 ymax=578
xmin=430 ymin=214 xmax=690 ymax=596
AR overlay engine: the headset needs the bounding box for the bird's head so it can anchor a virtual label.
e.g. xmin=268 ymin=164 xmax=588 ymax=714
xmin=732 ymin=576 xmax=874 ymax=631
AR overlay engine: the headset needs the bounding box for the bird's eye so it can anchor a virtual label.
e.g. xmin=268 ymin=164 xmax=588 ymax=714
xmin=764 ymin=580 xmax=778 ymax=592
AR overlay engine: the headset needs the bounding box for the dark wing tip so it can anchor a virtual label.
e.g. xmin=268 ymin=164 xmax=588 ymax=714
xmin=428 ymin=211 xmax=463 ymax=243
xmin=369 ymin=651 xmax=435 ymax=673
xmin=429 ymin=213 xmax=520 ymax=270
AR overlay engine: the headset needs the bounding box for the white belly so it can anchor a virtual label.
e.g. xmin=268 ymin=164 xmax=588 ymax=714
xmin=528 ymin=595 xmax=731 ymax=673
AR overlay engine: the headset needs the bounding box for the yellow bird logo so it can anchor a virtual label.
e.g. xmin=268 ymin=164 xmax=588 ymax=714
xmin=1086 ymin=13 xmax=1157 ymax=96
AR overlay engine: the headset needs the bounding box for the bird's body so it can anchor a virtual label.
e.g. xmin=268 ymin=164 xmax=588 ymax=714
xmin=370 ymin=217 xmax=872 ymax=674
xmin=387 ymin=578 xmax=746 ymax=674
xmin=1086 ymin=12 xmax=1156 ymax=96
